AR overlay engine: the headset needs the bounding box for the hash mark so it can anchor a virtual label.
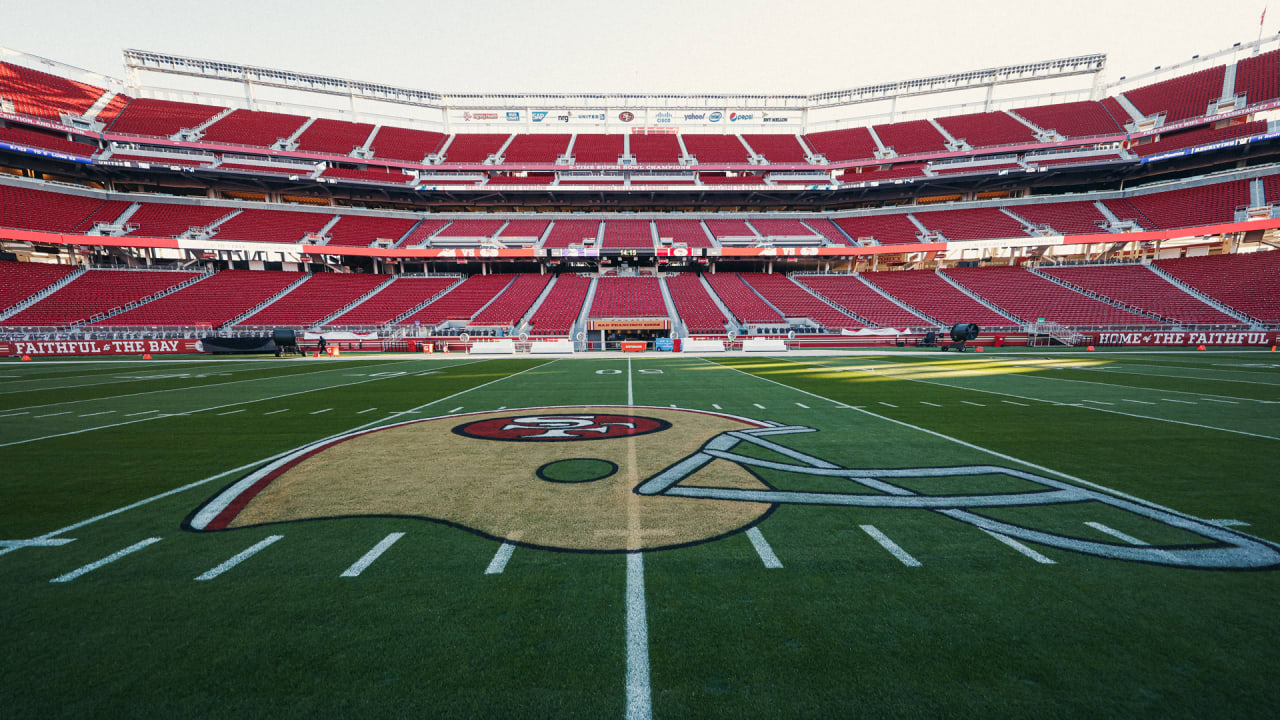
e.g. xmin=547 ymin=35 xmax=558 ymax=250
xmin=195 ymin=535 xmax=283 ymax=581
xmin=50 ymin=537 xmax=162 ymax=583
xmin=753 ymin=403 xmax=767 ymax=409
xmin=795 ymin=402 xmax=809 ymax=408
xmin=920 ymin=401 xmax=941 ymax=407
xmin=78 ymin=411 xmax=115 ymax=417
xmin=879 ymin=402 xmax=897 ymax=408
xmin=961 ymin=401 xmax=985 ymax=407
xmin=746 ymin=527 xmax=783 ymax=569
xmin=484 ymin=542 xmax=516 ymax=575
xmin=1001 ymin=400 xmax=1028 ymax=407
xmin=1161 ymin=399 xmax=1196 ymax=405
xmin=859 ymin=525 xmax=921 ymax=567
xmin=217 ymin=409 xmax=245 ymax=416
xmin=309 ymin=408 xmax=333 ymax=415
xmin=449 ymin=406 xmax=464 ymax=413
xmin=357 ymin=408 xmax=378 ymax=414
xmin=712 ymin=404 xmax=722 ymax=410
xmin=979 ymin=528 xmax=1055 ymax=564
xmin=125 ymin=410 xmax=158 ymax=416
xmin=341 ymin=532 xmax=405 ymax=577
xmin=1121 ymin=399 xmax=1155 ymax=405
xmin=264 ymin=409 xmax=289 ymax=415
xmin=35 ymin=411 xmax=72 ymax=418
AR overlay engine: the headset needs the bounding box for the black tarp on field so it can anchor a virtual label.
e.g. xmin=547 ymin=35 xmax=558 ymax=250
xmin=201 ymin=336 xmax=276 ymax=354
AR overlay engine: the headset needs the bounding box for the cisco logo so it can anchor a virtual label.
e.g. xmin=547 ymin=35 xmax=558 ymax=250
xmin=709 ymin=111 xmax=723 ymax=122
xmin=656 ymin=112 xmax=672 ymax=124
xmin=618 ymin=111 xmax=635 ymax=122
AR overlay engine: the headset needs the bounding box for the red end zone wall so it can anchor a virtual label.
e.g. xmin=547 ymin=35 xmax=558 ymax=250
xmin=0 ymin=339 xmax=204 ymax=357
xmin=1089 ymin=331 xmax=1280 ymax=347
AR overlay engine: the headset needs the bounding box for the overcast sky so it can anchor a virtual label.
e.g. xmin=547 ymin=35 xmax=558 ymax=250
xmin=4 ymin=0 xmax=1274 ymax=94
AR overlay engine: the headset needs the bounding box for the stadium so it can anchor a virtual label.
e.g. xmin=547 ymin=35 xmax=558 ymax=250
xmin=2 ymin=2 xmax=1278 ymax=717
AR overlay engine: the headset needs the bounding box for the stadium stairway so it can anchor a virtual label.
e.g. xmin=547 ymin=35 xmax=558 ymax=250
xmin=1027 ymin=266 xmax=1164 ymax=323
xmin=657 ymin=277 xmax=681 ymax=336
xmin=0 ymin=266 xmax=87 ymax=321
xmin=315 ymin=275 xmax=399 ymax=326
xmin=933 ymin=270 xmax=1023 ymax=324
xmin=80 ymin=269 xmax=214 ymax=325
xmin=383 ymin=276 xmax=466 ymax=329
xmin=1144 ymin=262 xmax=1259 ymax=326
xmin=572 ymin=276 xmax=599 ymax=341
xmin=223 ymin=272 xmax=312 ymax=327
xmin=788 ymin=275 xmax=874 ymax=327
xmin=697 ymin=274 xmax=743 ymax=335
xmin=515 ymin=274 xmax=560 ymax=334
xmin=855 ymin=273 xmax=944 ymax=326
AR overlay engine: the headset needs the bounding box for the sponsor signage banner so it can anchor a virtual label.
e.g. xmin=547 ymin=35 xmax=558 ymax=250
xmin=1093 ymin=331 xmax=1280 ymax=347
xmin=0 ymin=338 xmax=204 ymax=357
xmin=1139 ymin=129 xmax=1280 ymax=163
xmin=0 ymin=141 xmax=93 ymax=163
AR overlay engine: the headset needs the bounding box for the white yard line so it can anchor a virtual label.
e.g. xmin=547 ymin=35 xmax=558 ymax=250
xmin=979 ymin=528 xmax=1055 ymax=564
xmin=0 ymin=411 xmax=31 ymax=418
xmin=50 ymin=537 xmax=162 ymax=583
xmin=195 ymin=535 xmax=283 ymax=581
xmin=627 ymin=358 xmax=634 ymax=406
xmin=341 ymin=532 xmax=405 ymax=577
xmin=860 ymin=525 xmax=921 ymax=567
xmin=0 ymin=359 xmax=553 ymax=556
xmin=484 ymin=542 xmax=517 ymax=575
xmin=746 ymin=527 xmax=783 ymax=569
xmin=625 ymin=552 xmax=653 ymax=720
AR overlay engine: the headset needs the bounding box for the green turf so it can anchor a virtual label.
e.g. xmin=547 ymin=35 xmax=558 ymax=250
xmin=1 ymin=351 xmax=1278 ymax=718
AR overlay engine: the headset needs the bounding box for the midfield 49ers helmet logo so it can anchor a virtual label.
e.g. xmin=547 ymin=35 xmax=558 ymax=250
xmin=186 ymin=405 xmax=1280 ymax=569
xmin=455 ymin=414 xmax=670 ymax=442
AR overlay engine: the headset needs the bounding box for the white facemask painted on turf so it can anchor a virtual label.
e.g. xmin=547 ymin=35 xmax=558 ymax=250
xmin=635 ymin=423 xmax=1280 ymax=570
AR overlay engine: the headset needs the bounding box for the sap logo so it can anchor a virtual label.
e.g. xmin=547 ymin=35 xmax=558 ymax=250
xmin=506 ymin=112 xmax=521 ymax=121
xmin=729 ymin=112 xmax=753 ymax=122
xmin=683 ymin=113 xmax=706 ymax=121
xmin=709 ymin=111 xmax=723 ymax=122
xmin=532 ymin=111 xmax=548 ymax=122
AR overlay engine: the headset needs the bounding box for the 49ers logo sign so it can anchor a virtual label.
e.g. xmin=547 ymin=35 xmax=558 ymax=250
xmin=453 ymin=414 xmax=670 ymax=442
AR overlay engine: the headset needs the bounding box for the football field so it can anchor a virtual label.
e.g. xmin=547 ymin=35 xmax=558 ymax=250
xmin=1 ymin=350 xmax=1278 ymax=718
